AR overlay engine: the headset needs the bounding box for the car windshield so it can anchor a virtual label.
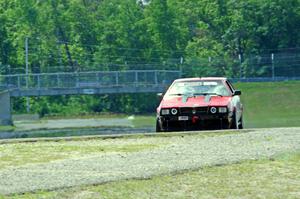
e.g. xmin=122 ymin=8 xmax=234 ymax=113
xmin=166 ymin=80 xmax=231 ymax=97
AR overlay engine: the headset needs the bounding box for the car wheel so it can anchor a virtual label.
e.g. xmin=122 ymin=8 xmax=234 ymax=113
xmin=238 ymin=116 xmax=244 ymax=129
xmin=231 ymin=112 xmax=240 ymax=129
xmin=156 ymin=119 xmax=162 ymax=132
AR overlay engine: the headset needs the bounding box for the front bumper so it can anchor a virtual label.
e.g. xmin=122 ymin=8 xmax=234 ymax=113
xmin=157 ymin=108 xmax=231 ymax=130
xmin=159 ymin=114 xmax=229 ymax=122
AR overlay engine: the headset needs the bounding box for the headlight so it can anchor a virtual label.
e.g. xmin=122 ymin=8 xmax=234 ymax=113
xmin=210 ymin=107 xmax=217 ymax=114
xmin=171 ymin=108 xmax=178 ymax=115
xmin=161 ymin=109 xmax=170 ymax=115
xmin=218 ymin=107 xmax=227 ymax=113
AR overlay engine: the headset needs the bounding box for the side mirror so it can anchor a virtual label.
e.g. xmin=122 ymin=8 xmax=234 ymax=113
xmin=157 ymin=93 xmax=164 ymax=98
xmin=234 ymin=90 xmax=242 ymax=96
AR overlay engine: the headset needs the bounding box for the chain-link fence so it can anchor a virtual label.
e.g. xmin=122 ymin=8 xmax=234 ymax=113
xmin=181 ymin=52 xmax=300 ymax=81
xmin=2 ymin=53 xmax=300 ymax=80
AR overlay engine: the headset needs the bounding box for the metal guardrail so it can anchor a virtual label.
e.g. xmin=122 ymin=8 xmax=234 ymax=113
xmin=0 ymin=70 xmax=181 ymax=91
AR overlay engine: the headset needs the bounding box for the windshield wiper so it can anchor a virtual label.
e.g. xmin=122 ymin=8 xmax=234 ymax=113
xmin=169 ymin=93 xmax=184 ymax=96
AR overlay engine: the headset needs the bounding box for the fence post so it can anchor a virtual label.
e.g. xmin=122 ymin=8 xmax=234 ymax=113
xmin=180 ymin=57 xmax=184 ymax=77
xmin=238 ymin=54 xmax=243 ymax=80
xmin=25 ymin=37 xmax=30 ymax=113
xmin=271 ymin=53 xmax=275 ymax=80
xmin=25 ymin=37 xmax=29 ymax=88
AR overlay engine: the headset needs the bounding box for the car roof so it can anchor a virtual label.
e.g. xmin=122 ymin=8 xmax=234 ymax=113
xmin=174 ymin=77 xmax=227 ymax=82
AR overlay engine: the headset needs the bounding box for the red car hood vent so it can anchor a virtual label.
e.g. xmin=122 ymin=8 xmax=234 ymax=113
xmin=161 ymin=95 xmax=231 ymax=108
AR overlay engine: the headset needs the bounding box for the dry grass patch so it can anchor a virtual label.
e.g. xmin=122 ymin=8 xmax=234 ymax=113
xmin=0 ymin=140 xmax=159 ymax=169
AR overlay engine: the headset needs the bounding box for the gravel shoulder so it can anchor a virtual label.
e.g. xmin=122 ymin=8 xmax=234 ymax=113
xmin=0 ymin=128 xmax=300 ymax=195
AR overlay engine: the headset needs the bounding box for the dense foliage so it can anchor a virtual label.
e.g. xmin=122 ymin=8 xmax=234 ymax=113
xmin=1 ymin=0 xmax=300 ymax=115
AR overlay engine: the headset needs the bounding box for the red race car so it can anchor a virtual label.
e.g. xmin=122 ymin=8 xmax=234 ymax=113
xmin=156 ymin=77 xmax=243 ymax=132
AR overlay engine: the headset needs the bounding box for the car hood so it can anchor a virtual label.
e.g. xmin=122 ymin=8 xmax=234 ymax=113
xmin=160 ymin=95 xmax=232 ymax=108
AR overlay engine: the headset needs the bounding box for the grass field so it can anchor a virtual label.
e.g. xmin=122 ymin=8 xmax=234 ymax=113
xmin=236 ymin=81 xmax=300 ymax=128
xmin=0 ymin=126 xmax=14 ymax=132
xmin=4 ymin=151 xmax=299 ymax=199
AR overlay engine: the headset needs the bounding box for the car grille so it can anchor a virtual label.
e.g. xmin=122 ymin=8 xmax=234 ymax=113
xmin=179 ymin=107 xmax=208 ymax=115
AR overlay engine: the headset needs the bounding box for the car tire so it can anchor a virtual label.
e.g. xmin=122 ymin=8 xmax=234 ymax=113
xmin=231 ymin=112 xmax=240 ymax=129
xmin=238 ymin=116 xmax=244 ymax=129
xmin=156 ymin=119 xmax=162 ymax=132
